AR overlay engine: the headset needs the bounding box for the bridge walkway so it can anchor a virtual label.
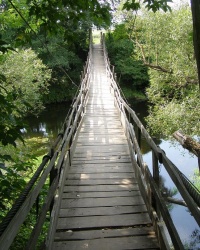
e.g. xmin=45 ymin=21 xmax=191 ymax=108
xmin=51 ymin=44 xmax=160 ymax=249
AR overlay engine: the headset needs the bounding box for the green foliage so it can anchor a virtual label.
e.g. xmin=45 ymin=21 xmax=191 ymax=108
xmin=147 ymin=90 xmax=200 ymax=136
xmin=121 ymin=86 xmax=146 ymax=100
xmin=106 ymin=24 xmax=149 ymax=98
xmin=0 ymin=87 xmax=24 ymax=148
xmin=127 ymin=6 xmax=199 ymax=136
xmin=0 ymin=37 xmax=15 ymax=53
xmin=27 ymin=0 xmax=112 ymax=35
xmin=0 ymin=48 xmax=51 ymax=244
xmin=32 ymin=38 xmax=83 ymax=103
xmin=44 ymin=79 xmax=77 ymax=103
xmin=192 ymin=169 xmax=200 ymax=191
xmin=0 ymin=137 xmax=42 ymax=218
xmin=0 ymin=136 xmax=51 ymax=248
xmin=123 ymin=0 xmax=172 ymax=12
xmin=0 ymin=48 xmax=51 ymax=114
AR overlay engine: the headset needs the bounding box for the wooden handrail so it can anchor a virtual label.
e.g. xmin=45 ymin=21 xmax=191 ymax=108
xmin=101 ymin=32 xmax=200 ymax=249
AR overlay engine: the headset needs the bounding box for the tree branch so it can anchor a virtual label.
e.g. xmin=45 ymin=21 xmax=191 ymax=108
xmin=143 ymin=62 xmax=172 ymax=73
xmin=133 ymin=33 xmax=172 ymax=74
xmin=165 ymin=196 xmax=187 ymax=207
xmin=173 ymin=130 xmax=200 ymax=157
xmin=173 ymin=130 xmax=200 ymax=172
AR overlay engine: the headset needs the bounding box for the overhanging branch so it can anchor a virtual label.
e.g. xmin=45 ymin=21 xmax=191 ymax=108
xmin=132 ymin=33 xmax=173 ymax=74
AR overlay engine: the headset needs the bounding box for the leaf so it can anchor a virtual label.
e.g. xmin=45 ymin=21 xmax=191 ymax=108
xmin=123 ymin=0 xmax=140 ymax=11
xmin=0 ymin=39 xmax=16 ymax=53
xmin=143 ymin=0 xmax=172 ymax=12
xmin=0 ymin=74 xmax=6 ymax=82
xmin=0 ymin=155 xmax=13 ymax=162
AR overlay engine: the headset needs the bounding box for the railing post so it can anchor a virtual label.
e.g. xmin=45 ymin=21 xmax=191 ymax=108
xmin=152 ymin=150 xmax=161 ymax=219
xmin=152 ymin=151 xmax=160 ymax=183
xmin=137 ymin=127 xmax=141 ymax=149
xmin=114 ymin=73 xmax=117 ymax=82
xmin=112 ymin=65 xmax=115 ymax=75
xmin=49 ymin=150 xmax=57 ymax=214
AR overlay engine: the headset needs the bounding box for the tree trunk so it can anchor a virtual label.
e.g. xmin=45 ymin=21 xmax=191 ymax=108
xmin=190 ymin=0 xmax=200 ymax=89
xmin=173 ymin=130 xmax=200 ymax=172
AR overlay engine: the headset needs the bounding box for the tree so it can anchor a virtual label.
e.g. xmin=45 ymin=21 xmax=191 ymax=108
xmin=0 ymin=46 xmax=51 ymax=180
xmin=126 ymin=6 xmax=199 ymax=136
xmin=191 ymin=0 xmax=200 ymax=88
xmin=122 ymin=0 xmax=172 ymax=12
xmin=0 ymin=49 xmax=51 ymax=114
xmin=121 ymin=0 xmax=200 ymax=88
xmin=106 ymin=24 xmax=149 ymax=99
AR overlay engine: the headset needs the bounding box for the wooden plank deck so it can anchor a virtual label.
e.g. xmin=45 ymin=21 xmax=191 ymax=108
xmin=51 ymin=44 xmax=160 ymax=249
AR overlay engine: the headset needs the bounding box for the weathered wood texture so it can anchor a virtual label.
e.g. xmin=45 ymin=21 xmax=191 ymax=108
xmin=50 ymin=44 xmax=160 ymax=249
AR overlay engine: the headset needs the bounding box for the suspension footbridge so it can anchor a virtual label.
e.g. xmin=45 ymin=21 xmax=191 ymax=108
xmin=0 ymin=33 xmax=200 ymax=250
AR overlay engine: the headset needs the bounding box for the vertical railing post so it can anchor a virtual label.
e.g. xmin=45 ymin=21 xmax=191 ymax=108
xmin=137 ymin=127 xmax=141 ymax=149
xmin=152 ymin=150 xmax=160 ymax=219
xmin=136 ymin=127 xmax=142 ymax=166
xmin=49 ymin=148 xmax=57 ymax=214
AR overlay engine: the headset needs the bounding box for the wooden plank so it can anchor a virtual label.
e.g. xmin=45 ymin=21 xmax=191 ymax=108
xmin=66 ymin=173 xmax=134 ymax=180
xmin=85 ymin=104 xmax=116 ymax=108
xmin=62 ymin=190 xmax=140 ymax=198
xmin=72 ymin=158 xmax=131 ymax=164
xmin=84 ymin=112 xmax=118 ymax=116
xmin=65 ymin=179 xmax=136 ymax=186
xmin=63 ymin=184 xmax=139 ymax=192
xmin=65 ymin=178 xmax=137 ymax=186
xmin=79 ymin=126 xmax=122 ymax=131
xmin=71 ymin=159 xmax=132 ymax=165
xmin=72 ymin=155 xmax=131 ymax=160
xmin=77 ymin=135 xmax=126 ymax=140
xmin=73 ymin=153 xmax=130 ymax=158
xmin=85 ymin=108 xmax=117 ymax=113
xmin=59 ymin=204 xmax=148 ymax=217
xmin=52 ymin=236 xmax=159 ymax=250
xmin=81 ymin=125 xmax=122 ymax=130
xmin=54 ymin=227 xmax=157 ymax=240
xmin=60 ymin=196 xmax=145 ymax=208
xmin=79 ymin=129 xmax=124 ymax=134
xmin=76 ymin=142 xmax=128 ymax=146
xmin=74 ymin=145 xmax=130 ymax=154
xmin=81 ymin=119 xmax=121 ymax=123
xmin=82 ymin=121 xmax=120 ymax=125
xmin=72 ymin=152 xmax=130 ymax=158
xmin=83 ymin=110 xmax=116 ymax=114
xmin=71 ymin=162 xmax=133 ymax=167
xmin=82 ymin=120 xmax=120 ymax=125
xmin=85 ymin=104 xmax=115 ymax=108
xmin=56 ymin=213 xmax=152 ymax=230
xmin=87 ymin=95 xmax=113 ymax=98
xmin=68 ymin=166 xmax=134 ymax=173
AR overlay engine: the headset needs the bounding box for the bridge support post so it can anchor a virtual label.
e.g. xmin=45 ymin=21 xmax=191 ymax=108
xmin=152 ymin=151 xmax=161 ymax=219
xmin=49 ymin=165 xmax=57 ymax=214
xmin=137 ymin=127 xmax=141 ymax=148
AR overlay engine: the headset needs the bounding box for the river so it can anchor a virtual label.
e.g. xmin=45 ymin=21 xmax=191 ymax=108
xmin=24 ymin=101 xmax=200 ymax=249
